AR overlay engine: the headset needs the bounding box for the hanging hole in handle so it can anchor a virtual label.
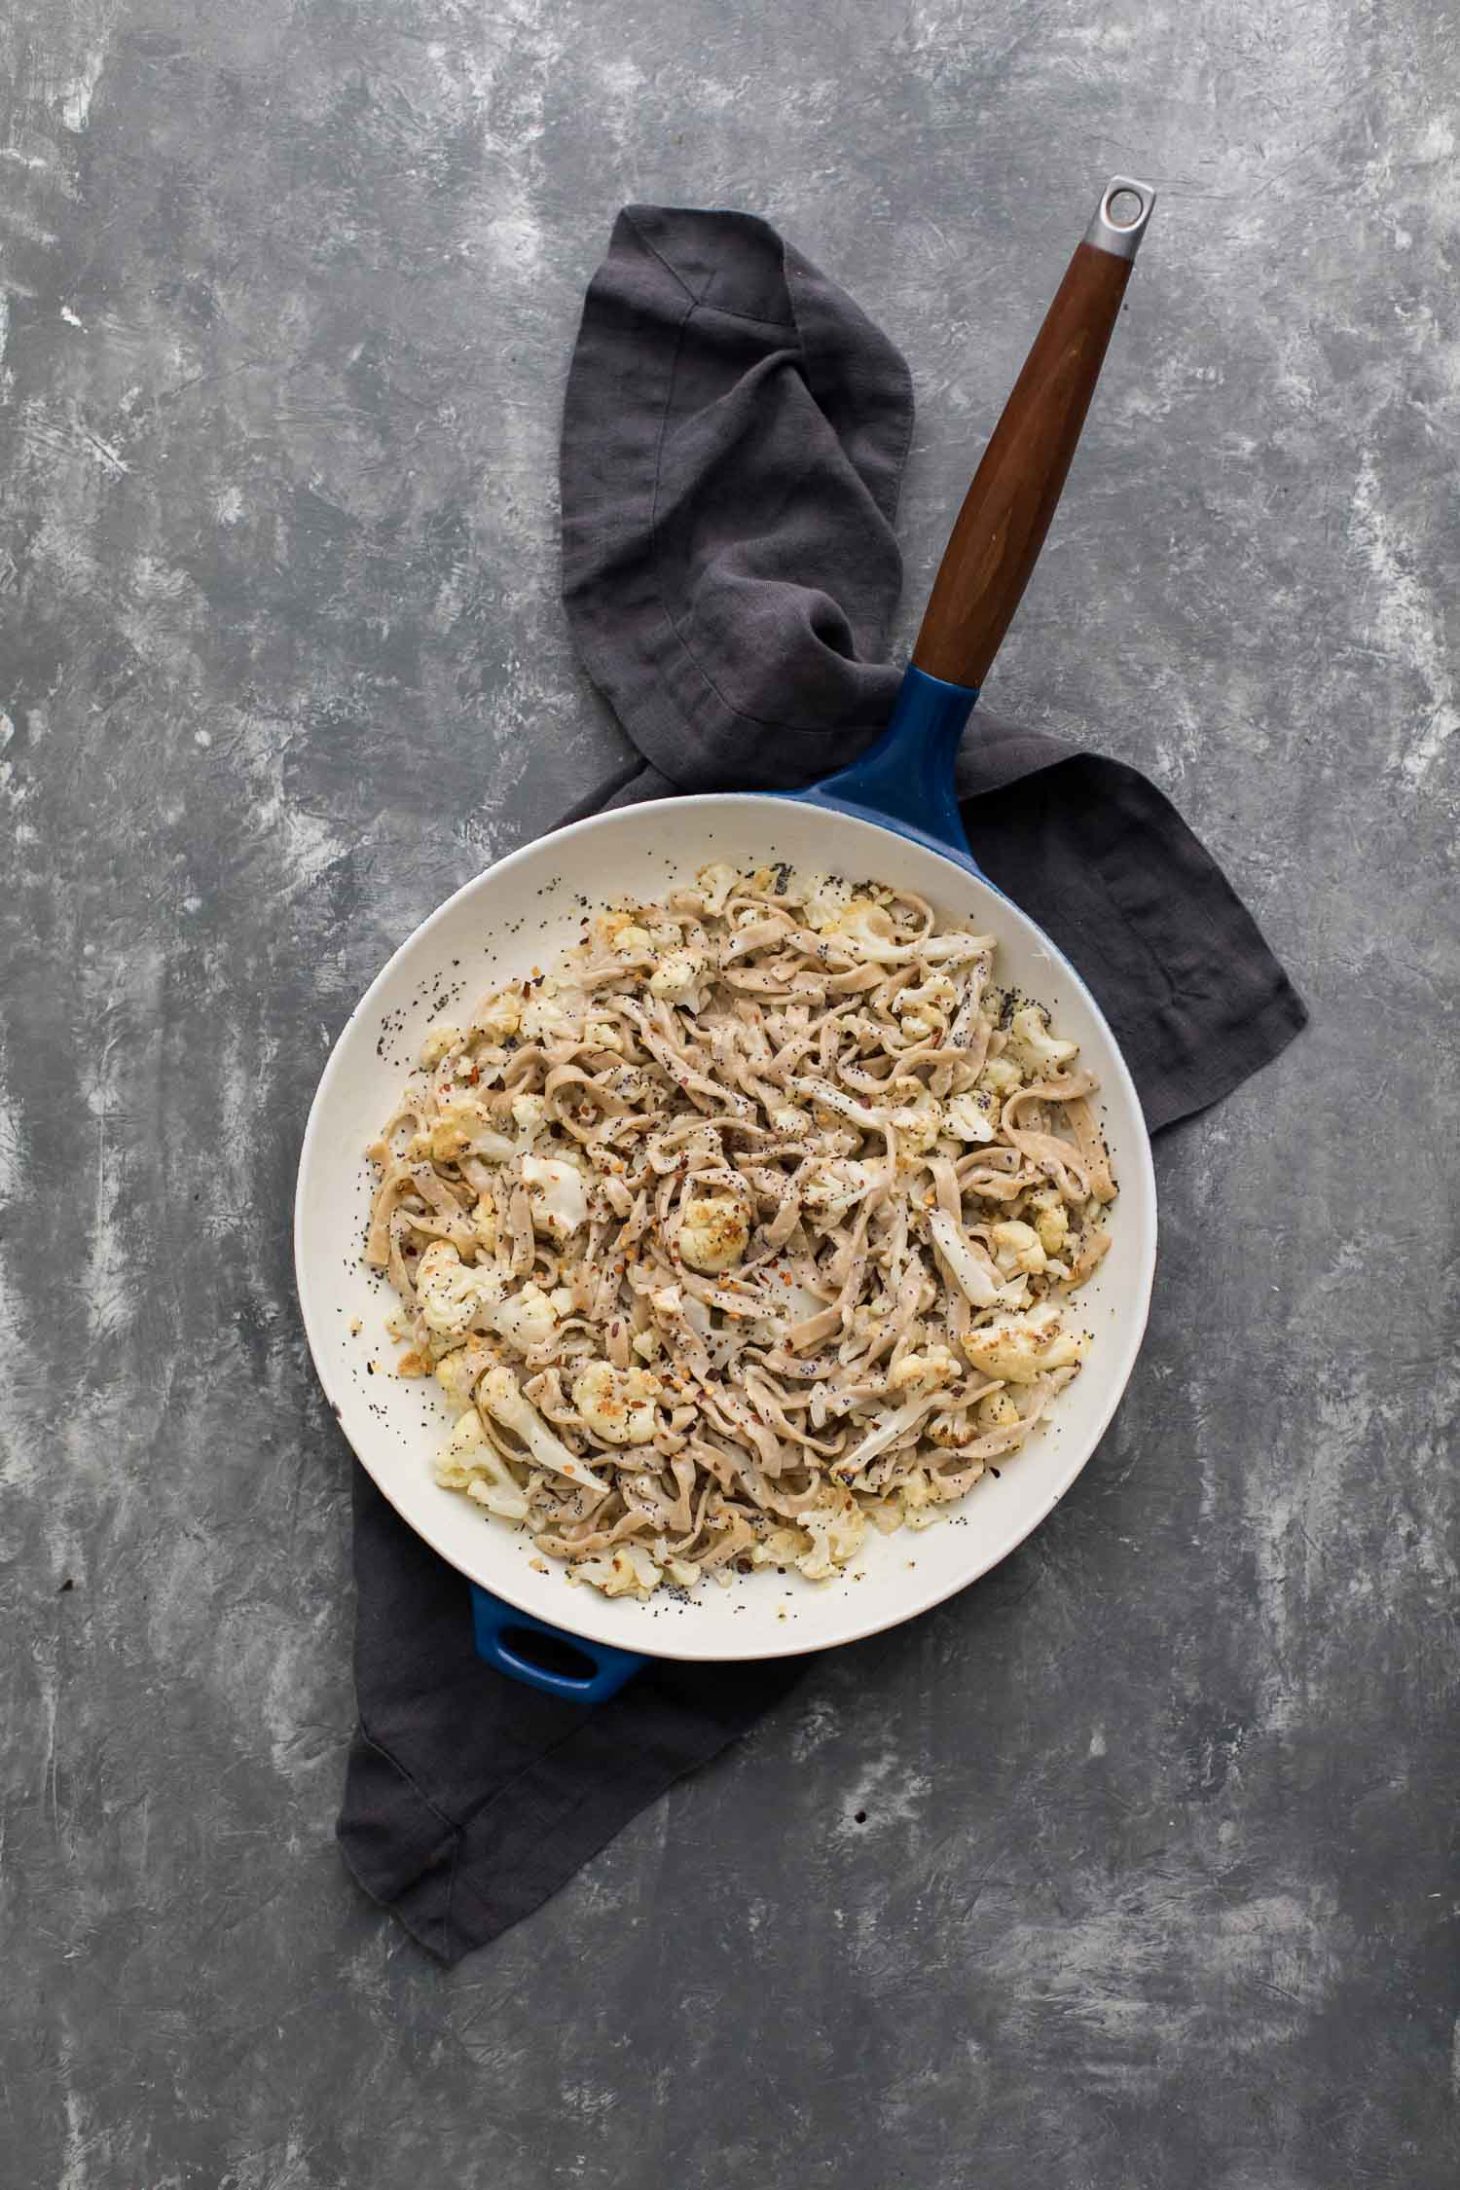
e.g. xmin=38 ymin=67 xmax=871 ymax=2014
xmin=503 ymin=1623 xmax=600 ymax=1683
xmin=1085 ymin=175 xmax=1156 ymax=262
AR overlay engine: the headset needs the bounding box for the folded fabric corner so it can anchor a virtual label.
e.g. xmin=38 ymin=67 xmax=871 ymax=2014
xmin=561 ymin=204 xmax=913 ymax=790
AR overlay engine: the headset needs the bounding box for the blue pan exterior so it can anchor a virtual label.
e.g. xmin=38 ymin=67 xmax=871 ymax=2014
xmin=793 ymin=667 xmax=982 ymax=868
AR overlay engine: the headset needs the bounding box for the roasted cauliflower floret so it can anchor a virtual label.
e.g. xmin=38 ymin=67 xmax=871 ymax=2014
xmin=598 ymin=908 xmax=655 ymax=958
xmin=990 ymin=1219 xmax=1048 ymax=1278
xmin=414 ymin=1240 xmax=503 ymax=1337
xmin=475 ymin=990 xmax=522 ymax=1042
xmin=888 ymin=1345 xmax=958 ymax=1392
xmin=750 ymin=1524 xmax=812 ymax=1569
xmin=433 ymin=1336 xmax=494 ymax=1407
xmin=694 ymin=861 xmax=740 ymax=916
xmin=521 ymin=1153 xmax=589 ymax=1240
xmin=944 ymin=1090 xmax=998 ymax=1144
xmin=963 ymin=1305 xmax=1090 ymax=1384
xmin=427 ymin=1098 xmax=514 ymax=1166
xmin=798 ymin=872 xmax=855 ymax=931
xmin=418 ymin=1023 xmax=463 ymax=1068
xmin=1005 ymin=1003 xmax=1079 ymax=1076
xmin=976 ymin=1389 xmax=1022 ymax=1432
xmin=648 ymin=948 xmax=707 ymax=1004
xmin=572 ymin=1542 xmax=663 ymax=1598
xmin=803 ymin=1159 xmax=880 ymax=1225
xmin=490 ymin=1281 xmax=561 ymax=1354
xmin=795 ymin=1495 xmax=866 ymax=1581
xmin=889 ymin=1086 xmax=944 ymax=1159
xmin=978 ymin=1053 xmax=1023 ymax=1097
xmin=520 ymin=984 xmax=578 ymax=1042
xmin=1033 ymin=1200 xmax=1070 ymax=1258
xmin=434 ymin=1409 xmax=488 ymax=1488
xmin=433 ymin=1411 xmax=530 ymax=1521
xmin=822 ymin=899 xmax=899 ymax=960
xmin=572 ymin=1361 xmax=662 ymax=1446
xmin=678 ymin=1193 xmax=751 ymax=1273
xmin=510 ymin=1092 xmax=546 ymax=1140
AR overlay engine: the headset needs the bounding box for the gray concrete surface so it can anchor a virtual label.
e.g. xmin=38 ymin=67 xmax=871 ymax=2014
xmin=2 ymin=0 xmax=1457 ymax=2183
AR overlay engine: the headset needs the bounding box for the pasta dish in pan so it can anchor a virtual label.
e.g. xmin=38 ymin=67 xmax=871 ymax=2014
xmin=365 ymin=863 xmax=1115 ymax=1598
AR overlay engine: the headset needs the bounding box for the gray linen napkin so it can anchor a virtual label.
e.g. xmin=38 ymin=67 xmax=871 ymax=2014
xmin=336 ymin=206 xmax=1307 ymax=1963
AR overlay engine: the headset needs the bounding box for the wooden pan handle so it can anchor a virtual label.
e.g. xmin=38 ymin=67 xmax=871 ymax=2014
xmin=913 ymin=178 xmax=1155 ymax=691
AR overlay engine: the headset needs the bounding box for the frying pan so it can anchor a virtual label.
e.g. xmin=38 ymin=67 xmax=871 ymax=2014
xmin=295 ymin=179 xmax=1159 ymax=1699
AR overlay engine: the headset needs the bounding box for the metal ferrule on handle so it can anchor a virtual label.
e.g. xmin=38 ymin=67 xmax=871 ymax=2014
xmin=1084 ymin=176 xmax=1157 ymax=262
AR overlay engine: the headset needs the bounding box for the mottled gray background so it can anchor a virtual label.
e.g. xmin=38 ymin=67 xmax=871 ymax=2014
xmin=2 ymin=0 xmax=1456 ymax=2182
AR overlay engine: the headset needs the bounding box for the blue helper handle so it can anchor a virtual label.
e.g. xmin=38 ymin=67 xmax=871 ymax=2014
xmin=470 ymin=1584 xmax=645 ymax=1703
xmin=791 ymin=665 xmax=983 ymax=870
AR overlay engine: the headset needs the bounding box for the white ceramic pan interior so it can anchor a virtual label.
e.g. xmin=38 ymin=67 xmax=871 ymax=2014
xmin=295 ymin=792 xmax=1157 ymax=1664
